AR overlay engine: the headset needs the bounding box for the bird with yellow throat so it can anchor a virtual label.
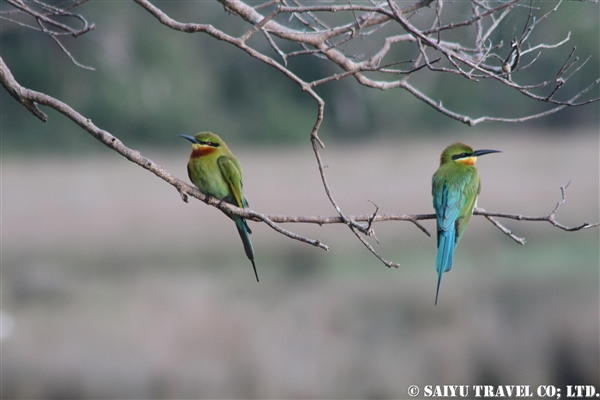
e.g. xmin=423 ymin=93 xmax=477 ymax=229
xmin=432 ymin=143 xmax=500 ymax=304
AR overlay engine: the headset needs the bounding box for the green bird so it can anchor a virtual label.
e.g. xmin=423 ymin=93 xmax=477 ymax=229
xmin=432 ymin=143 xmax=500 ymax=304
xmin=180 ymin=132 xmax=258 ymax=282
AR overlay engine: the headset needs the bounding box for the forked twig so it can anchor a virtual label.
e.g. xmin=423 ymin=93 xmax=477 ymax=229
xmin=4 ymin=0 xmax=598 ymax=272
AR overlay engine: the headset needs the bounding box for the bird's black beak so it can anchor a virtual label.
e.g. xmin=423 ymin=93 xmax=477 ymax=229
xmin=179 ymin=134 xmax=199 ymax=144
xmin=473 ymin=149 xmax=501 ymax=157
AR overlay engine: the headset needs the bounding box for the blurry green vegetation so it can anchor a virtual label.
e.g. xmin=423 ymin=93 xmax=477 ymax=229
xmin=1 ymin=0 xmax=598 ymax=153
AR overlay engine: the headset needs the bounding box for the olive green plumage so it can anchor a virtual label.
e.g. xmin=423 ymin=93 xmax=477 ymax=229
xmin=180 ymin=132 xmax=258 ymax=282
xmin=432 ymin=142 xmax=500 ymax=304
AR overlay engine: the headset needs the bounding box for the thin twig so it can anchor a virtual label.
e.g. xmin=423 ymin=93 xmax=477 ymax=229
xmin=7 ymin=0 xmax=599 ymax=272
xmin=0 ymin=56 xmax=327 ymax=251
xmin=3 ymin=0 xmax=94 ymax=67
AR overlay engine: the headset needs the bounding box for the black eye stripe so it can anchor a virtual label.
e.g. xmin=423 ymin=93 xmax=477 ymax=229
xmin=451 ymin=152 xmax=472 ymax=160
xmin=199 ymin=140 xmax=220 ymax=147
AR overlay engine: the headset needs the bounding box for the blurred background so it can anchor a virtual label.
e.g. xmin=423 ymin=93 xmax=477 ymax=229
xmin=1 ymin=1 xmax=599 ymax=398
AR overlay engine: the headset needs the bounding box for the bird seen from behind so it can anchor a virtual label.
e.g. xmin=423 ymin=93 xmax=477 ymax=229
xmin=432 ymin=142 xmax=500 ymax=304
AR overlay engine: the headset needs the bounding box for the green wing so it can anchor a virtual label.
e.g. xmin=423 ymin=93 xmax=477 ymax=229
xmin=217 ymin=155 xmax=256 ymax=280
xmin=455 ymin=174 xmax=480 ymax=243
xmin=432 ymin=167 xmax=480 ymax=245
xmin=217 ymin=155 xmax=247 ymax=208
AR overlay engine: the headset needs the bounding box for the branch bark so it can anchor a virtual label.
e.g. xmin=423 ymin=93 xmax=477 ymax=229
xmin=1 ymin=0 xmax=95 ymax=69
xmin=2 ymin=0 xmax=598 ymax=271
xmin=2 ymin=56 xmax=597 ymax=270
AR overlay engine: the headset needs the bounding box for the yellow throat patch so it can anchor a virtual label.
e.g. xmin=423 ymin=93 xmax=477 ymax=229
xmin=456 ymin=156 xmax=477 ymax=166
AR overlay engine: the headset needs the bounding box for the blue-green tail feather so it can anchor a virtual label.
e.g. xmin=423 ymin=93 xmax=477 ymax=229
xmin=234 ymin=216 xmax=258 ymax=282
xmin=435 ymin=229 xmax=455 ymax=305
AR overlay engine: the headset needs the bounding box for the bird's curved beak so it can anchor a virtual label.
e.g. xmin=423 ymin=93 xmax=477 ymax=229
xmin=473 ymin=149 xmax=501 ymax=157
xmin=179 ymin=134 xmax=199 ymax=144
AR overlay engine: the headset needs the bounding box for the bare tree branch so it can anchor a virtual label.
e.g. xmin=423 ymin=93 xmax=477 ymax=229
xmin=6 ymin=0 xmax=597 ymax=120
xmin=0 ymin=56 xmax=329 ymax=251
xmin=3 ymin=53 xmax=596 ymax=257
xmin=474 ymin=181 xmax=600 ymax=235
xmin=3 ymin=0 xmax=598 ymax=271
xmin=1 ymin=0 xmax=95 ymax=68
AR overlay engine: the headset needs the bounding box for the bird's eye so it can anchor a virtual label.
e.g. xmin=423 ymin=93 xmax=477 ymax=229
xmin=451 ymin=152 xmax=471 ymax=161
